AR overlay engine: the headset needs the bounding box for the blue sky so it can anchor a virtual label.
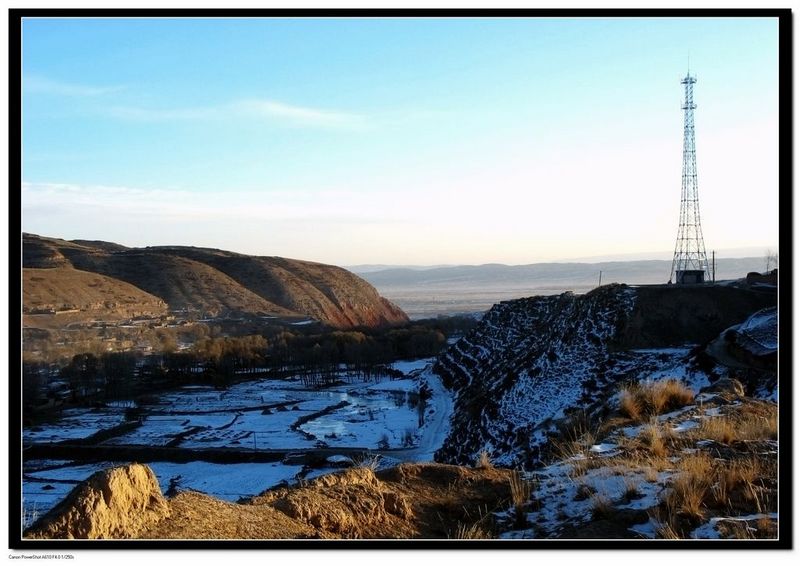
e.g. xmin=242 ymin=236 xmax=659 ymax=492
xmin=21 ymin=16 xmax=780 ymax=264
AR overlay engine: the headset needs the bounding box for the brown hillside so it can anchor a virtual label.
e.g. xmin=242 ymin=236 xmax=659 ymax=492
xmin=152 ymin=246 xmax=409 ymax=328
xmin=23 ymin=267 xmax=168 ymax=322
xmin=21 ymin=234 xmax=408 ymax=328
xmin=65 ymin=250 xmax=292 ymax=318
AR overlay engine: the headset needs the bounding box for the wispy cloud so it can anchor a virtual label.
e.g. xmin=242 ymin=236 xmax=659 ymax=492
xmin=105 ymin=105 xmax=216 ymax=122
xmin=21 ymin=182 xmax=387 ymax=223
xmin=24 ymin=74 xmax=123 ymax=97
xmin=106 ymin=98 xmax=369 ymax=130
xmin=233 ymin=99 xmax=367 ymax=129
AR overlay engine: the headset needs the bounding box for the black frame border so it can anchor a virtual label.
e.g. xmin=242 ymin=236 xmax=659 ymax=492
xmin=7 ymin=7 xmax=793 ymax=551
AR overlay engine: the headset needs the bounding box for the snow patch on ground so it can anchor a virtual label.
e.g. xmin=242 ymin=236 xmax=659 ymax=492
xmin=391 ymin=358 xmax=434 ymax=376
xmin=21 ymin=359 xmax=457 ymax=523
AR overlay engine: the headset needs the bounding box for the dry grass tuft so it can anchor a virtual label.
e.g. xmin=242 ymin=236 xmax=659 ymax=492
xmin=509 ymin=470 xmax=533 ymax=527
xmin=665 ymin=474 xmax=707 ymax=524
xmin=623 ymin=477 xmax=641 ymax=500
xmin=453 ymin=522 xmax=490 ymax=539
xmin=678 ymin=453 xmax=714 ymax=477
xmin=619 ymin=390 xmax=642 ymax=421
xmin=509 ymin=470 xmax=532 ymax=509
xmin=639 ymin=422 xmax=668 ymax=458
xmin=650 ymin=379 xmax=695 ymax=414
xmin=348 ymin=453 xmax=382 ymax=471
xmin=697 ymin=418 xmax=737 ymax=444
xmin=656 ymin=522 xmax=682 ymax=539
xmin=475 ymin=450 xmax=493 ymax=469
xmin=644 ymin=467 xmax=660 ymax=483
xmin=619 ymin=379 xmax=694 ymax=422
xmin=590 ymin=494 xmax=615 ymax=520
xmin=662 ymin=453 xmax=714 ymax=527
xmin=694 ymin=404 xmax=777 ymax=445
xmin=568 ymin=457 xmax=590 ymax=478
xmin=573 ymin=482 xmax=596 ymax=501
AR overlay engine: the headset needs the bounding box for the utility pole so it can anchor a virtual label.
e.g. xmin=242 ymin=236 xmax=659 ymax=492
xmin=598 ymin=271 xmax=602 ymax=288
xmin=712 ymin=250 xmax=716 ymax=284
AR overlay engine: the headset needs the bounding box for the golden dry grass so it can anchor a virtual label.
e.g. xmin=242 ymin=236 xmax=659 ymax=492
xmin=697 ymin=418 xmax=737 ymax=444
xmin=475 ymin=450 xmax=493 ymax=469
xmin=619 ymin=391 xmax=642 ymax=421
xmin=644 ymin=466 xmax=660 ymax=483
xmin=453 ymin=522 xmax=491 ymax=539
xmin=639 ymin=422 xmax=668 ymax=458
xmin=509 ymin=470 xmax=532 ymax=510
xmin=618 ymin=379 xmax=695 ymax=423
xmin=658 ymin=450 xmax=777 ymax=538
xmin=656 ymin=522 xmax=682 ymax=539
xmin=694 ymin=404 xmax=777 ymax=444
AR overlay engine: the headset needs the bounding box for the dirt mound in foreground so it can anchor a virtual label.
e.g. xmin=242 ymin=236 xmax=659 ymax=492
xmin=25 ymin=464 xmax=169 ymax=539
xmin=252 ymin=467 xmax=412 ymax=537
xmin=27 ymin=462 xmax=513 ymax=540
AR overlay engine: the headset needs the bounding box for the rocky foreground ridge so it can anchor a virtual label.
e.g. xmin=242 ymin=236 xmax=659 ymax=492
xmin=22 ymin=233 xmax=408 ymax=329
xmin=25 ymin=462 xmax=513 ymax=540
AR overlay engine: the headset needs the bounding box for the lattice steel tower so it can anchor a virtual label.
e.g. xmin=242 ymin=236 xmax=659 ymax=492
xmin=670 ymin=70 xmax=709 ymax=285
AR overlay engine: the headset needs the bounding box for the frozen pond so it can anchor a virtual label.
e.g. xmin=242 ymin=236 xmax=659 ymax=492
xmin=21 ymin=359 xmax=444 ymax=527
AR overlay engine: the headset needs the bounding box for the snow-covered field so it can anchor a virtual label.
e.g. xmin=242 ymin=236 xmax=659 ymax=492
xmin=23 ymin=408 xmax=128 ymax=444
xmin=22 ymin=359 xmax=450 ymax=525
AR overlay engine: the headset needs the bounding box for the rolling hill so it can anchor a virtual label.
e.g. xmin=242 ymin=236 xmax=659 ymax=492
xmin=22 ymin=234 xmax=408 ymax=329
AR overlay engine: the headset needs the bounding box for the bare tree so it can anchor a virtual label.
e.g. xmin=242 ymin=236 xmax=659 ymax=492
xmin=765 ymin=249 xmax=778 ymax=272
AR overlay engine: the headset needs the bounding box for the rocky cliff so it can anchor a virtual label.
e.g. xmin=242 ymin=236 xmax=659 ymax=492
xmin=433 ymin=284 xmax=776 ymax=468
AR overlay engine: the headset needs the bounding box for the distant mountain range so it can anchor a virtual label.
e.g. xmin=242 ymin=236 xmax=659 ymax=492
xmin=354 ymin=257 xmax=771 ymax=318
xmin=22 ymin=234 xmax=408 ymax=329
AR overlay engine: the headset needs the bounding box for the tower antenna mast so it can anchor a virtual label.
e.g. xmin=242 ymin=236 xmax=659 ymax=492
xmin=670 ymin=69 xmax=709 ymax=285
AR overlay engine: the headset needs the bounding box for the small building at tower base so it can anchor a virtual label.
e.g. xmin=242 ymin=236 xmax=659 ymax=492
xmin=675 ymin=270 xmax=705 ymax=285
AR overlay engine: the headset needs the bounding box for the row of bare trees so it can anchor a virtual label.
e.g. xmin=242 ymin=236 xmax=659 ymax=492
xmin=23 ymin=318 xmax=467 ymax=414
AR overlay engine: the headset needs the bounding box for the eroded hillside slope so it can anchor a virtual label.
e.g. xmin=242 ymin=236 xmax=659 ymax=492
xmin=22 ymin=233 xmax=408 ymax=329
xmin=434 ymin=284 xmax=776 ymax=468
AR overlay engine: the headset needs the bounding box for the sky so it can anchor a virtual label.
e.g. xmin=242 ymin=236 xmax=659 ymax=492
xmin=20 ymin=16 xmax=780 ymax=265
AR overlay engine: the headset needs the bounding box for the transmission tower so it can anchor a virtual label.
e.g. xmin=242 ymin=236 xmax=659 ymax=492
xmin=670 ymin=70 xmax=709 ymax=285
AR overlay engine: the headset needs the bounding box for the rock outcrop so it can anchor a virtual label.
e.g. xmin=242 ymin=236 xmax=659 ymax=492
xmin=25 ymin=464 xmax=169 ymax=539
xmin=433 ymin=284 xmax=777 ymax=468
xmin=25 ymin=463 xmax=512 ymax=540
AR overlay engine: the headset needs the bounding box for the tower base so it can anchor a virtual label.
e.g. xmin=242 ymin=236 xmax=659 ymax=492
xmin=675 ymin=270 xmax=706 ymax=285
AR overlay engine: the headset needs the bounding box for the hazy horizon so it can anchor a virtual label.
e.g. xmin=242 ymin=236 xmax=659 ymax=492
xmin=23 ymin=230 xmax=776 ymax=270
xmin=22 ymin=17 xmax=779 ymax=265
